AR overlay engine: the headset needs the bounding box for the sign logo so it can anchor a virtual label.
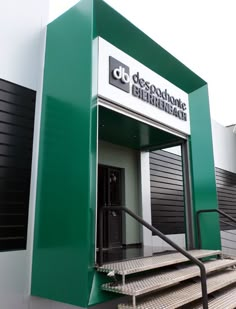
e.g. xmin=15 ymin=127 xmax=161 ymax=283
xmin=109 ymin=56 xmax=130 ymax=93
xmin=108 ymin=56 xmax=187 ymax=122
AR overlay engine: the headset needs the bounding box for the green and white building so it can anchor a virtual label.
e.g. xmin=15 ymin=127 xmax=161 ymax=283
xmin=1 ymin=0 xmax=236 ymax=308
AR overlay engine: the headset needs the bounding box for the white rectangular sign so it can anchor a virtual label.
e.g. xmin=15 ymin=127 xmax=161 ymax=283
xmin=98 ymin=37 xmax=190 ymax=135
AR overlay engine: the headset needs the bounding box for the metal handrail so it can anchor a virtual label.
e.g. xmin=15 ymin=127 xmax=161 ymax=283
xmin=98 ymin=206 xmax=208 ymax=309
xmin=196 ymin=209 xmax=236 ymax=249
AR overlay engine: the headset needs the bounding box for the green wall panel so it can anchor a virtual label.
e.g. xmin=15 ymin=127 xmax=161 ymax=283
xmin=31 ymin=0 xmax=97 ymax=307
xmin=188 ymin=85 xmax=221 ymax=250
xmin=94 ymin=0 xmax=206 ymax=94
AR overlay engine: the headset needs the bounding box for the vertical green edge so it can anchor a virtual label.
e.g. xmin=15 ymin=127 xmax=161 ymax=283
xmin=31 ymin=0 xmax=97 ymax=307
xmin=188 ymin=85 xmax=221 ymax=250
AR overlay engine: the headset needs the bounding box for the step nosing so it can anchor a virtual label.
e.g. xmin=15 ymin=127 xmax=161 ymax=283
xmin=118 ymin=270 xmax=236 ymax=309
xmin=193 ymin=285 xmax=236 ymax=308
xmin=102 ymin=260 xmax=236 ymax=296
xmin=98 ymin=250 xmax=221 ymax=275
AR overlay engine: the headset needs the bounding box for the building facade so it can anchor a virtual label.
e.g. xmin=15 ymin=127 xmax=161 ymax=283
xmin=0 ymin=0 xmax=235 ymax=308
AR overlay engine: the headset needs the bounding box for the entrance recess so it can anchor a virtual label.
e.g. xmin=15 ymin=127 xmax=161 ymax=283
xmin=97 ymin=104 xmax=193 ymax=263
xmin=98 ymin=165 xmax=123 ymax=249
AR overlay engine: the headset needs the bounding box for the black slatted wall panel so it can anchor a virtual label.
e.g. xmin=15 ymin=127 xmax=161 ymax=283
xmin=0 ymin=79 xmax=36 ymax=251
xmin=216 ymin=167 xmax=236 ymax=230
xmin=150 ymin=150 xmax=184 ymax=234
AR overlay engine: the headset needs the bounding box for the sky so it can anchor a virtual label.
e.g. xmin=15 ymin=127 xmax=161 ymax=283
xmin=49 ymin=0 xmax=236 ymax=127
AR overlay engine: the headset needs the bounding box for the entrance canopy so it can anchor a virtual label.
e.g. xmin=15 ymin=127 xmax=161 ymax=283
xmin=99 ymin=105 xmax=184 ymax=151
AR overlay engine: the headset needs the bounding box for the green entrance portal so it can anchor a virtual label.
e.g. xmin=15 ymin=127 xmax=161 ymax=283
xmin=31 ymin=0 xmax=221 ymax=307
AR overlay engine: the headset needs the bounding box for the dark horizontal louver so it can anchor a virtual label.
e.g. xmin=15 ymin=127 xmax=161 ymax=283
xmin=215 ymin=167 xmax=236 ymax=230
xmin=150 ymin=150 xmax=184 ymax=235
xmin=0 ymin=79 xmax=36 ymax=251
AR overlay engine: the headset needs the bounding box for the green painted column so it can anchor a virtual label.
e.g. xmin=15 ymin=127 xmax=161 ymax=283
xmin=31 ymin=0 xmax=97 ymax=307
xmin=189 ymin=85 xmax=221 ymax=250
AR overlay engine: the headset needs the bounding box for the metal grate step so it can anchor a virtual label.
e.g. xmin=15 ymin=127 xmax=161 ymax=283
xmin=97 ymin=250 xmax=221 ymax=276
xmin=193 ymin=285 xmax=236 ymax=308
xmin=102 ymin=259 xmax=236 ymax=297
xmin=118 ymin=269 xmax=236 ymax=308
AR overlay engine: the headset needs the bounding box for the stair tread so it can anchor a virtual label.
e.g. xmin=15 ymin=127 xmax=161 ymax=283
xmin=193 ymin=285 xmax=236 ymax=308
xmin=97 ymin=250 xmax=221 ymax=275
xmin=102 ymin=259 xmax=236 ymax=296
xmin=118 ymin=269 xmax=236 ymax=308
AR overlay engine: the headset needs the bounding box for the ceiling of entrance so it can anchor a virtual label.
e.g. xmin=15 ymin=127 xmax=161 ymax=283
xmin=99 ymin=106 xmax=184 ymax=150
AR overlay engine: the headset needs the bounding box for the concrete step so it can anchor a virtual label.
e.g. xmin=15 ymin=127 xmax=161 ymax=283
xmin=97 ymin=249 xmax=221 ymax=276
xmin=118 ymin=269 xmax=236 ymax=308
xmin=102 ymin=259 xmax=236 ymax=297
xmin=193 ymin=285 xmax=236 ymax=308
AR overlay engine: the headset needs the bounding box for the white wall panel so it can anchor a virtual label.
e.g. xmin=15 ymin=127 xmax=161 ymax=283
xmin=140 ymin=152 xmax=152 ymax=247
xmin=212 ymin=120 xmax=236 ymax=173
xmin=0 ymin=1 xmax=67 ymax=308
xmin=153 ymin=234 xmax=186 ymax=252
xmin=0 ymin=0 xmax=49 ymax=90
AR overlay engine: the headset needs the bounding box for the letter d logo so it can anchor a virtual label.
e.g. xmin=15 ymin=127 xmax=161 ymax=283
xmin=109 ymin=56 xmax=130 ymax=93
xmin=113 ymin=66 xmax=122 ymax=80
xmin=112 ymin=66 xmax=130 ymax=84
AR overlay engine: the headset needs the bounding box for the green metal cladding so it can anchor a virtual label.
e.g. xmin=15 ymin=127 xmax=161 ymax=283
xmin=189 ymin=85 xmax=221 ymax=250
xmin=31 ymin=0 xmax=96 ymax=307
xmin=31 ymin=0 xmax=221 ymax=307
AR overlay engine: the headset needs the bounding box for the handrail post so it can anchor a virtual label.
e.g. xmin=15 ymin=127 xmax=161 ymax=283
xmin=200 ymin=264 xmax=208 ymax=309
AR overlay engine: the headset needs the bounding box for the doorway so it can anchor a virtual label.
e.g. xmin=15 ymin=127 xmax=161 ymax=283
xmin=97 ymin=165 xmax=123 ymax=249
xmin=97 ymin=105 xmax=193 ymax=263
